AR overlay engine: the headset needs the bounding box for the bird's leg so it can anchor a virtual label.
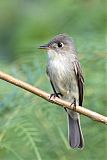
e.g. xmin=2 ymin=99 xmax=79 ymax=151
xmin=49 ymin=80 xmax=63 ymax=100
xmin=70 ymin=98 xmax=76 ymax=111
xmin=49 ymin=92 xmax=62 ymax=100
xmin=49 ymin=92 xmax=63 ymax=102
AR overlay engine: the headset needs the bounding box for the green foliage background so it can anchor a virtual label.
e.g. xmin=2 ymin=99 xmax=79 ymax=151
xmin=0 ymin=0 xmax=106 ymax=160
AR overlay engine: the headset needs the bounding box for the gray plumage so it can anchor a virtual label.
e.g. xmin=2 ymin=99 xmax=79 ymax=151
xmin=40 ymin=34 xmax=84 ymax=149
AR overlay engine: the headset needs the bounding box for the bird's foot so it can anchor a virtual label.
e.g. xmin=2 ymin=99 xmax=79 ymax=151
xmin=70 ymin=98 xmax=76 ymax=111
xmin=49 ymin=92 xmax=62 ymax=102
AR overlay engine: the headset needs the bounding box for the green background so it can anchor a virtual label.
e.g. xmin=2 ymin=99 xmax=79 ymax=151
xmin=0 ymin=0 xmax=106 ymax=160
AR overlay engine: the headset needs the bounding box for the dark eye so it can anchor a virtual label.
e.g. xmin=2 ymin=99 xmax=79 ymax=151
xmin=57 ymin=42 xmax=64 ymax=48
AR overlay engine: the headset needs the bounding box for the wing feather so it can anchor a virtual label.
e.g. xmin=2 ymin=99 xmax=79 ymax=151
xmin=73 ymin=61 xmax=84 ymax=106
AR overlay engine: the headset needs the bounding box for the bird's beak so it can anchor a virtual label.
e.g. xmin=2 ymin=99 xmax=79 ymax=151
xmin=39 ymin=44 xmax=49 ymax=49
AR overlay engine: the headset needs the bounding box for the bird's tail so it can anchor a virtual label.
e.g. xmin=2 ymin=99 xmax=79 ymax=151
xmin=68 ymin=114 xmax=84 ymax=149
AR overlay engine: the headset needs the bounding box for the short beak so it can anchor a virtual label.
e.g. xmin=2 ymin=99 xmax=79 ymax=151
xmin=39 ymin=44 xmax=49 ymax=49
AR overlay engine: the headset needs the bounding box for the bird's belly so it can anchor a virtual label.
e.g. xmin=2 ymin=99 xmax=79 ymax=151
xmin=47 ymin=59 xmax=78 ymax=101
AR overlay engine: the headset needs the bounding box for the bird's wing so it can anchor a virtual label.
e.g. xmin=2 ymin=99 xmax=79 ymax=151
xmin=73 ymin=60 xmax=84 ymax=106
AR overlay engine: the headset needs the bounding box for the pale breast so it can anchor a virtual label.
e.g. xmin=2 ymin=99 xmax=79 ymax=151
xmin=47 ymin=54 xmax=78 ymax=98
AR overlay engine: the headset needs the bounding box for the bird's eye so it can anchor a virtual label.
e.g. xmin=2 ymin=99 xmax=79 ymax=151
xmin=57 ymin=42 xmax=64 ymax=48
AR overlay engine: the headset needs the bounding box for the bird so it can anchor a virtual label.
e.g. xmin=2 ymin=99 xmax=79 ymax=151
xmin=39 ymin=34 xmax=84 ymax=149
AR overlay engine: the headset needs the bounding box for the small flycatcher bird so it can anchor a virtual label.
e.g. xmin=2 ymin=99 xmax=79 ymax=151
xmin=39 ymin=34 xmax=84 ymax=149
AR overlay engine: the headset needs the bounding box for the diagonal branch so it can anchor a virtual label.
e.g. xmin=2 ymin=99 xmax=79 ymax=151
xmin=0 ymin=71 xmax=107 ymax=125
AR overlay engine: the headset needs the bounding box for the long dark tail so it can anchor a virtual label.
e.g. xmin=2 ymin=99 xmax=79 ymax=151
xmin=68 ymin=114 xmax=84 ymax=149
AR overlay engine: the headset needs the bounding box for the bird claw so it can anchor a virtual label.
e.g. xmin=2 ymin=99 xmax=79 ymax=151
xmin=70 ymin=98 xmax=76 ymax=111
xmin=49 ymin=92 xmax=62 ymax=102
